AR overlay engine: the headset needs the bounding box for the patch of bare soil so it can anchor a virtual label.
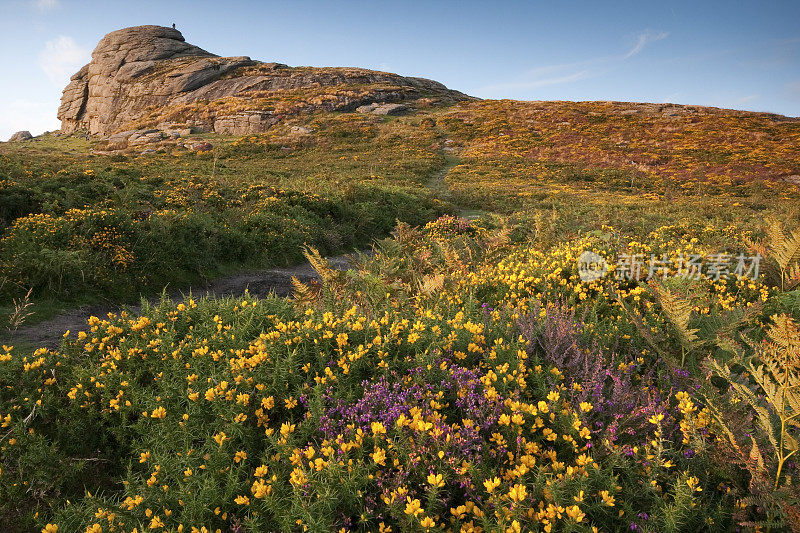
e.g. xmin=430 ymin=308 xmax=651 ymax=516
xmin=9 ymin=253 xmax=356 ymax=349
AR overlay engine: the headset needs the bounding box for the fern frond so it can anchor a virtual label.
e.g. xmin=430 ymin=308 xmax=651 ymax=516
xmin=698 ymin=303 xmax=762 ymax=349
xmin=712 ymin=360 xmax=782 ymax=453
xmin=755 ymin=219 xmax=800 ymax=291
xmin=703 ymin=392 xmax=744 ymax=450
xmin=303 ymin=245 xmax=336 ymax=285
xmin=765 ymin=217 xmax=787 ymax=257
xmin=788 ymin=263 xmax=800 ymax=290
xmin=773 ymin=226 xmax=800 ymax=272
xmin=416 ymin=273 xmax=445 ymax=297
xmin=749 ymin=435 xmax=767 ymax=473
xmin=746 ymin=235 xmax=768 ymax=259
xmin=710 ymin=313 xmax=800 ymax=490
xmin=609 ymin=286 xmax=676 ymax=365
xmin=290 ymin=276 xmax=318 ymax=307
xmin=650 ymin=282 xmax=700 ymax=352
xmin=766 ymin=314 xmax=800 ymax=359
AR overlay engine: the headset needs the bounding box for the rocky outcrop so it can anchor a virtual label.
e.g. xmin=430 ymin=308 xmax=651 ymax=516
xmin=59 ymin=25 xmax=469 ymax=136
xmin=7 ymin=131 xmax=33 ymax=142
xmin=357 ymin=103 xmax=408 ymax=115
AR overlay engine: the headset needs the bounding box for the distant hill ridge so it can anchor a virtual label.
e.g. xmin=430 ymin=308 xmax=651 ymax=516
xmin=58 ymin=25 xmax=470 ymax=136
xmin=58 ymin=25 xmax=798 ymax=140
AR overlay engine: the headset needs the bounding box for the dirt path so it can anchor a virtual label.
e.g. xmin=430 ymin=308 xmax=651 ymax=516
xmin=9 ymin=253 xmax=358 ymax=350
xmin=426 ymin=141 xmax=485 ymax=220
xmin=10 ymin=140 xmax=477 ymax=350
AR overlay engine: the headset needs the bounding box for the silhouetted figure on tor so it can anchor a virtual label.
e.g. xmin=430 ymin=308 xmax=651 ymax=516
xmin=172 ymin=23 xmax=176 ymax=29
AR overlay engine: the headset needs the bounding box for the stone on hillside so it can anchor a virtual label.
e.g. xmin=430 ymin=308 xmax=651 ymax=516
xmin=214 ymin=111 xmax=277 ymax=135
xmin=127 ymin=130 xmax=164 ymax=146
xmin=8 ymin=130 xmax=33 ymax=142
xmin=105 ymin=130 xmax=137 ymax=149
xmin=58 ymin=25 xmax=469 ymax=136
xmin=356 ymin=103 xmax=379 ymax=113
xmin=190 ymin=141 xmax=213 ymax=152
xmin=356 ymin=103 xmax=408 ymax=116
xmin=158 ymin=123 xmax=193 ymax=137
xmin=373 ymin=103 xmax=407 ymax=115
xmin=290 ymin=126 xmax=313 ymax=134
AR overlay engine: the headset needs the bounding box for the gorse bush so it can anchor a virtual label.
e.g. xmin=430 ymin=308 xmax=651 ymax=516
xmin=0 ymin=185 xmax=443 ymax=301
xmin=1 ymin=98 xmax=799 ymax=531
xmin=518 ymin=303 xmax=681 ymax=451
xmin=3 ymin=218 xmax=799 ymax=532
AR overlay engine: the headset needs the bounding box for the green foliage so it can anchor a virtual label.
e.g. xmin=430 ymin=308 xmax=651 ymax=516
xmin=749 ymin=217 xmax=800 ymax=291
xmin=706 ymin=314 xmax=800 ymax=496
xmin=0 ymin=185 xmax=443 ymax=302
xmin=650 ymin=282 xmax=701 ymax=366
xmin=2 ymin=220 xmax=767 ymax=532
xmin=1 ymin=98 xmax=799 ymax=531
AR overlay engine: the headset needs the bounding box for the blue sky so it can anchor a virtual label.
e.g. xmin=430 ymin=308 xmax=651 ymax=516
xmin=1 ymin=0 xmax=799 ymax=140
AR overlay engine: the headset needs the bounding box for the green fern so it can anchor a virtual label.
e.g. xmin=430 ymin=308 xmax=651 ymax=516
xmin=651 ymin=282 xmax=701 ymax=366
xmin=706 ymin=314 xmax=800 ymax=490
xmin=736 ymin=493 xmax=789 ymax=532
xmin=749 ymin=218 xmax=800 ymax=292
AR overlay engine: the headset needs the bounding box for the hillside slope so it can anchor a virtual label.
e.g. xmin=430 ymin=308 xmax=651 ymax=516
xmin=1 ymin=25 xmax=797 ymax=311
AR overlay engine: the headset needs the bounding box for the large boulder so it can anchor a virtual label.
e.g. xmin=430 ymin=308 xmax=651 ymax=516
xmin=357 ymin=103 xmax=408 ymax=116
xmin=58 ymin=25 xmax=470 ymax=136
xmin=8 ymin=131 xmax=33 ymax=142
xmin=58 ymin=25 xmax=253 ymax=135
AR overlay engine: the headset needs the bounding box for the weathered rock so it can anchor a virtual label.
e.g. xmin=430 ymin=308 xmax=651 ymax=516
xmin=290 ymin=126 xmax=313 ymax=134
xmin=356 ymin=103 xmax=379 ymax=113
xmin=214 ymin=111 xmax=278 ymax=135
xmin=189 ymin=141 xmax=213 ymax=152
xmin=356 ymin=103 xmax=408 ymax=116
xmin=128 ymin=130 xmax=164 ymax=146
xmin=157 ymin=123 xmax=192 ymax=137
xmin=372 ymin=103 xmax=407 ymax=115
xmin=8 ymin=130 xmax=33 ymax=142
xmin=105 ymin=130 xmax=137 ymax=149
xmin=58 ymin=25 xmax=470 ymax=136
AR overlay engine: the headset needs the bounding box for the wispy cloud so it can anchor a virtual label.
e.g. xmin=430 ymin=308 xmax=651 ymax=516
xmin=32 ymin=0 xmax=60 ymax=12
xmin=482 ymin=70 xmax=591 ymax=93
xmin=624 ymin=30 xmax=669 ymax=59
xmin=38 ymin=36 xmax=90 ymax=87
xmin=477 ymin=28 xmax=668 ymax=96
xmin=734 ymin=94 xmax=759 ymax=105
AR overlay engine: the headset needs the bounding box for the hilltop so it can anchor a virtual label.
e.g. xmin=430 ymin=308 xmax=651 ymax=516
xmin=58 ymin=25 xmax=469 ymax=137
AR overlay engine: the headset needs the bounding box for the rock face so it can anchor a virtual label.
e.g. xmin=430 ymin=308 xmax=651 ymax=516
xmin=356 ymin=103 xmax=408 ymax=116
xmin=59 ymin=25 xmax=469 ymax=136
xmin=7 ymin=131 xmax=33 ymax=142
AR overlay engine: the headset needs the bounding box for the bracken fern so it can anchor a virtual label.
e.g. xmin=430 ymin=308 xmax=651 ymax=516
xmin=650 ymin=282 xmax=701 ymax=366
xmin=706 ymin=314 xmax=800 ymax=490
xmin=748 ymin=218 xmax=800 ymax=292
